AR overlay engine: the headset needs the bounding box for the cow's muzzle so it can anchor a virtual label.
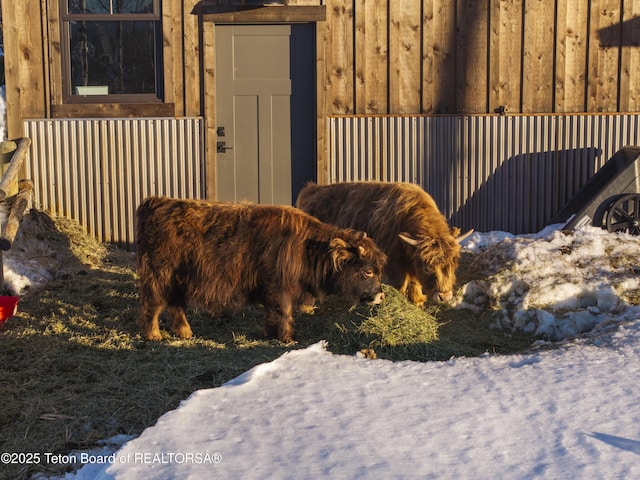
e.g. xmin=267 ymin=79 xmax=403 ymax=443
xmin=363 ymin=289 xmax=385 ymax=306
xmin=434 ymin=291 xmax=453 ymax=303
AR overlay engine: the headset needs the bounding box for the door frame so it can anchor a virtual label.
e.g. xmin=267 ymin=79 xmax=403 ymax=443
xmin=197 ymin=5 xmax=328 ymax=201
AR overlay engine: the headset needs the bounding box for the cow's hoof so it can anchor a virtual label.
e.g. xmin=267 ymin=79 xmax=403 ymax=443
xmin=279 ymin=330 xmax=296 ymax=344
xmin=173 ymin=326 xmax=193 ymax=339
xmin=146 ymin=330 xmax=163 ymax=341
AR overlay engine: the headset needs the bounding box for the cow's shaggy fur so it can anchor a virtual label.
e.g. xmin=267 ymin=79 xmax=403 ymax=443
xmin=135 ymin=196 xmax=386 ymax=342
xmin=296 ymin=181 xmax=462 ymax=305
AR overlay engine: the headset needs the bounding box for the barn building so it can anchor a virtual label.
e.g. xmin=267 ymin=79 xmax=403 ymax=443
xmin=1 ymin=0 xmax=639 ymax=245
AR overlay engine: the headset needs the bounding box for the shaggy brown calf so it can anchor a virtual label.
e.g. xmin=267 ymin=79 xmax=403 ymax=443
xmin=296 ymin=181 xmax=470 ymax=306
xmin=135 ymin=196 xmax=387 ymax=342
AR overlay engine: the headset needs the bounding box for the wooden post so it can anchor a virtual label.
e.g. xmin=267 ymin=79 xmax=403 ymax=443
xmin=0 ymin=137 xmax=31 ymax=201
xmin=0 ymin=138 xmax=32 ymax=291
xmin=0 ymin=180 xmax=34 ymax=251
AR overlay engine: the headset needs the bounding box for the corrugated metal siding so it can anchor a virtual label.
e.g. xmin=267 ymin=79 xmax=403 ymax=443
xmin=329 ymin=114 xmax=640 ymax=234
xmin=23 ymin=117 xmax=205 ymax=247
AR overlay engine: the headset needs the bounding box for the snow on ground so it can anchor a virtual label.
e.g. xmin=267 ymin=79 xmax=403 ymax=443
xmin=456 ymin=225 xmax=640 ymax=341
xmin=0 ymin=204 xmax=56 ymax=295
xmin=27 ymin=225 xmax=639 ymax=480
xmin=63 ymin=331 xmax=640 ymax=479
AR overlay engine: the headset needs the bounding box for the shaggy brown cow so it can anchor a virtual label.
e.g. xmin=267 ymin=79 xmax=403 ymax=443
xmin=296 ymin=181 xmax=470 ymax=305
xmin=135 ymin=196 xmax=386 ymax=342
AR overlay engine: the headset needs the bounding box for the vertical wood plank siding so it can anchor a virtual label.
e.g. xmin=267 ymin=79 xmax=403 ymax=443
xmin=23 ymin=118 xmax=206 ymax=248
xmin=329 ymin=114 xmax=640 ymax=234
xmin=320 ymin=0 xmax=640 ymax=116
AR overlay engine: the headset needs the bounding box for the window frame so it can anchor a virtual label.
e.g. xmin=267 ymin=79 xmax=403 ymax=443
xmin=59 ymin=0 xmax=164 ymax=105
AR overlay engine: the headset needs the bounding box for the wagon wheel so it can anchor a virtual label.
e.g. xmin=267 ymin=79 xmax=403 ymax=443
xmin=605 ymin=193 xmax=640 ymax=235
xmin=593 ymin=196 xmax=622 ymax=229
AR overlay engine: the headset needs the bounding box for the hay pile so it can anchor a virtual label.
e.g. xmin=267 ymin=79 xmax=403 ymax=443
xmin=328 ymin=285 xmax=444 ymax=360
xmin=0 ymin=208 xmax=107 ymax=295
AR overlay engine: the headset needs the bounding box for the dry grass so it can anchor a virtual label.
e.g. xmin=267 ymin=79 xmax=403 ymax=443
xmin=0 ymin=211 xmax=539 ymax=479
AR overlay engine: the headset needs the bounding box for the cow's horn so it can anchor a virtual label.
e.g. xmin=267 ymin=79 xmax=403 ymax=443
xmin=456 ymin=229 xmax=474 ymax=243
xmin=398 ymin=233 xmax=419 ymax=246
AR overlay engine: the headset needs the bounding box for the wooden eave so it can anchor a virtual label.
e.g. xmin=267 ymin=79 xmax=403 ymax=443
xmin=196 ymin=5 xmax=326 ymax=23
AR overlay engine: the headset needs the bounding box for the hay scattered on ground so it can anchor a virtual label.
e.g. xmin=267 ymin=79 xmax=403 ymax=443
xmin=0 ymin=210 xmax=538 ymax=480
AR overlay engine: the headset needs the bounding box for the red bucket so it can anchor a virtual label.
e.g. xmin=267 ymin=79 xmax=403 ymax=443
xmin=0 ymin=296 xmax=19 ymax=324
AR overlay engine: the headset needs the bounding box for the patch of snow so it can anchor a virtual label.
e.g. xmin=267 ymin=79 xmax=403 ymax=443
xmin=59 ymin=334 xmax=640 ymax=479
xmin=0 ymin=204 xmax=54 ymax=295
xmin=455 ymin=226 xmax=640 ymax=340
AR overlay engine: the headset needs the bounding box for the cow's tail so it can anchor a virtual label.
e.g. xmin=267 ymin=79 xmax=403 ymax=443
xmin=134 ymin=196 xmax=166 ymax=258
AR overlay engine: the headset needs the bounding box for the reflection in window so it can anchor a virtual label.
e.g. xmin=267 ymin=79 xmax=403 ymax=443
xmin=62 ymin=0 xmax=161 ymax=100
xmin=70 ymin=20 xmax=158 ymax=95
xmin=68 ymin=0 xmax=154 ymax=15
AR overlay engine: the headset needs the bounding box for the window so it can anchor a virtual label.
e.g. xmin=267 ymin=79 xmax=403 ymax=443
xmin=61 ymin=1 xmax=162 ymax=103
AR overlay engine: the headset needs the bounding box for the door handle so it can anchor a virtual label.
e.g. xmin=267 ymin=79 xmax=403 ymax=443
xmin=217 ymin=141 xmax=233 ymax=153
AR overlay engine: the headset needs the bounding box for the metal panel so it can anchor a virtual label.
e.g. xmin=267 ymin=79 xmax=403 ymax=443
xmin=328 ymin=114 xmax=640 ymax=234
xmin=23 ymin=117 xmax=205 ymax=248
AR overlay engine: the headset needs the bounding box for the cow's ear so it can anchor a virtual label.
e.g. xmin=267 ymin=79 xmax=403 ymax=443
xmin=329 ymin=237 xmax=352 ymax=271
xmin=399 ymin=233 xmax=419 ymax=246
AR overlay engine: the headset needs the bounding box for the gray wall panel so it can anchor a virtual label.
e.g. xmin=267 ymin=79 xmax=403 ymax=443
xmin=23 ymin=117 xmax=205 ymax=248
xmin=329 ymin=114 xmax=640 ymax=234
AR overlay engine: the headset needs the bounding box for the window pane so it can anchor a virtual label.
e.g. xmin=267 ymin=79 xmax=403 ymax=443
xmin=70 ymin=20 xmax=158 ymax=95
xmin=69 ymin=0 xmax=154 ymax=14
